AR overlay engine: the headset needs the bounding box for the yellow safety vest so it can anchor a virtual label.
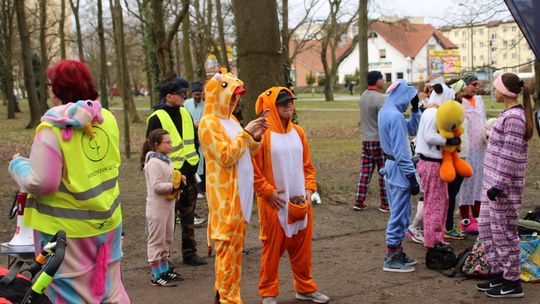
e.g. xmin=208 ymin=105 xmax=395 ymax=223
xmin=146 ymin=108 xmax=199 ymax=169
xmin=24 ymin=109 xmax=122 ymax=238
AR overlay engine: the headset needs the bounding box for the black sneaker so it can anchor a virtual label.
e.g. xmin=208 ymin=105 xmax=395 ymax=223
xmin=164 ymin=269 xmax=185 ymax=281
xmin=183 ymin=255 xmax=207 ymax=266
xmin=150 ymin=275 xmax=177 ymax=287
xmin=476 ymin=278 xmax=503 ymax=291
xmin=485 ymin=282 xmax=524 ymax=298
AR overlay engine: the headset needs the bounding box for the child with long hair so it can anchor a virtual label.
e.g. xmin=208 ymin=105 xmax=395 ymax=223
xmin=476 ymin=73 xmax=533 ymax=298
xmin=141 ymin=129 xmax=185 ymax=287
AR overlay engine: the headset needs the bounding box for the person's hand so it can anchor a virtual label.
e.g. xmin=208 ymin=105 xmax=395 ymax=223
xmin=487 ymin=187 xmax=506 ymax=201
xmin=306 ymin=191 xmax=313 ymax=205
xmin=410 ymin=94 xmax=419 ymax=112
xmin=244 ymin=118 xmax=261 ymax=137
xmin=405 ymin=173 xmax=420 ymax=195
xmin=252 ymin=119 xmax=269 ymax=140
xmin=446 ymin=137 xmax=461 ymax=146
xmin=245 ymin=117 xmax=268 ymax=140
xmin=12 ymin=153 xmax=21 ymax=160
xmin=268 ymin=190 xmax=286 ymax=210
xmin=424 ymin=103 xmax=439 ymax=109
xmin=194 ymin=121 xmax=200 ymax=128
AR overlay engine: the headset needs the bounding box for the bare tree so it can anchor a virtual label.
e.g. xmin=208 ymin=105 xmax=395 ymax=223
xmin=16 ymin=0 xmax=45 ymax=127
xmin=191 ymin=0 xmax=213 ymax=81
xmin=151 ymin=0 xmax=189 ymax=80
xmin=234 ymin=0 xmax=285 ymax=122
xmin=38 ymin=0 xmax=49 ymax=107
xmin=70 ymin=0 xmax=85 ymax=61
xmin=59 ymin=0 xmax=66 ymax=59
xmin=215 ymin=0 xmax=230 ymax=71
xmin=181 ymin=9 xmax=194 ymax=81
xmin=0 ymin=0 xmax=19 ymax=118
xmin=97 ymin=0 xmax=109 ymax=108
xmin=357 ymin=0 xmax=368 ymax=93
xmin=320 ymin=0 xmax=358 ymax=101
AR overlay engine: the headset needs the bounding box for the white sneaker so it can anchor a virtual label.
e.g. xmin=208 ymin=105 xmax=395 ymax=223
xmin=262 ymin=296 xmax=278 ymax=304
xmin=197 ymin=193 xmax=204 ymax=199
xmin=405 ymin=227 xmax=424 ymax=244
xmin=295 ymin=291 xmax=330 ymax=303
xmin=194 ymin=216 xmax=207 ymax=226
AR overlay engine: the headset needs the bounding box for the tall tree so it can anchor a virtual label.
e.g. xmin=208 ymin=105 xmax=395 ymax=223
xmin=16 ymin=0 xmax=44 ymax=127
xmin=38 ymin=0 xmax=49 ymax=107
xmin=320 ymin=0 xmax=358 ymax=101
xmin=192 ymin=0 xmax=213 ymax=81
xmin=215 ymin=0 xmax=230 ymax=71
xmin=70 ymin=0 xmax=85 ymax=61
xmin=151 ymin=0 xmax=189 ymax=80
xmin=181 ymin=11 xmax=194 ymax=81
xmin=357 ymin=0 xmax=368 ymax=94
xmin=59 ymin=0 xmax=66 ymax=58
xmin=234 ymin=0 xmax=285 ymax=122
xmin=97 ymin=0 xmax=109 ymax=108
xmin=0 ymin=0 xmax=18 ymax=118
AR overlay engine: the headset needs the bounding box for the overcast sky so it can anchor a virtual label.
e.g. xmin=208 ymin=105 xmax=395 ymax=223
xmin=288 ymin=0 xmax=512 ymax=27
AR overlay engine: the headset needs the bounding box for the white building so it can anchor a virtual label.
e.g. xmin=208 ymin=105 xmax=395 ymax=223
xmin=338 ymin=18 xmax=458 ymax=83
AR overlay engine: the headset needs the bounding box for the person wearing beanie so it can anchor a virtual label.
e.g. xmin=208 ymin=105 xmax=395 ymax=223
xmin=456 ymin=72 xmax=486 ymax=234
xmin=146 ymin=78 xmax=207 ymax=267
xmin=184 ymin=81 xmax=208 ymax=210
xmin=353 ymin=70 xmax=390 ymax=212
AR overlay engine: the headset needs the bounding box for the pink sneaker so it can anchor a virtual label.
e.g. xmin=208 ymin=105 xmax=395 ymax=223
xmin=460 ymin=217 xmax=478 ymax=234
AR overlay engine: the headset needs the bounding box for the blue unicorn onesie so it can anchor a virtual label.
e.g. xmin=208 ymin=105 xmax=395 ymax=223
xmin=378 ymin=79 xmax=421 ymax=272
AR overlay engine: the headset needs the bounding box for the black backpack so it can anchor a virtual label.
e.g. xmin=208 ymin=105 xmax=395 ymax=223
xmin=425 ymin=243 xmax=457 ymax=270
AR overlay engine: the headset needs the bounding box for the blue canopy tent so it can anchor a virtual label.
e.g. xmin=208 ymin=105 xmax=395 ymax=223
xmin=504 ymin=0 xmax=540 ymax=137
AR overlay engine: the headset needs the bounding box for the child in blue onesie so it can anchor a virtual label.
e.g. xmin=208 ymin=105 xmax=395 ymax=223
xmin=378 ymin=79 xmax=422 ymax=272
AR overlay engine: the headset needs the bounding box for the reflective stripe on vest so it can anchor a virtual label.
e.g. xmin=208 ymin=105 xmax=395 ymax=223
xmin=146 ymin=108 xmax=199 ymax=169
xmin=25 ymin=109 xmax=122 ymax=238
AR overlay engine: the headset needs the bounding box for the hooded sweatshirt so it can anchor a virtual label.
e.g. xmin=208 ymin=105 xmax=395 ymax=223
xmin=377 ymin=79 xmax=421 ymax=188
xmin=198 ymin=71 xmax=260 ymax=242
xmin=252 ymin=87 xmax=316 ymax=238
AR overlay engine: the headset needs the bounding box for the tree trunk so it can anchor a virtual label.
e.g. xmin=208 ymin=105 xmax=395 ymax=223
xmin=140 ymin=0 xmax=159 ymax=105
xmin=59 ymin=0 xmax=66 ymax=58
xmin=358 ymin=0 xmax=368 ymax=93
xmin=215 ymin=0 xmax=230 ymax=71
xmin=97 ymin=0 xmax=109 ymax=108
xmin=281 ymin=0 xmax=293 ymax=87
xmin=110 ymin=0 xmax=131 ymax=158
xmin=70 ymin=0 xmax=84 ymax=61
xmin=38 ymin=0 xmax=49 ymax=108
xmin=535 ymin=60 xmax=540 ymax=110
xmin=182 ymin=13 xmax=194 ymax=81
xmin=15 ymin=0 xmax=42 ymax=128
xmin=234 ymin=0 xmax=285 ymax=123
xmin=0 ymin=0 xmax=17 ymax=118
xmin=151 ymin=0 xmax=189 ymax=81
xmin=324 ymin=73 xmax=335 ymax=101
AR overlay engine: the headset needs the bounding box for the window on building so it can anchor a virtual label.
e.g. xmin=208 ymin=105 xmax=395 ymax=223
xmin=512 ymin=53 xmax=517 ymax=59
xmin=480 ymin=42 xmax=484 ymax=48
xmin=480 ymin=55 xmax=484 ymax=61
xmin=463 ymin=56 xmax=467 ymax=62
xmin=491 ymin=33 xmax=497 ymax=40
xmin=512 ymin=67 xmax=517 ymax=72
xmin=462 ymin=30 xmax=466 ymax=36
xmin=503 ymin=27 xmax=507 ymax=33
xmin=397 ymin=72 xmax=404 ymax=79
xmin=385 ymin=73 xmax=392 ymax=83
xmin=379 ymin=49 xmax=386 ymax=60
xmin=503 ymin=54 xmax=508 ymax=59
xmin=462 ymin=43 xmax=466 ymax=48
xmin=479 ymin=28 xmax=484 ymax=35
xmin=491 ymin=47 xmax=497 ymax=52
xmin=454 ymin=31 xmax=458 ymax=37
xmin=492 ymin=60 xmax=497 ymax=65
xmin=473 ymin=55 xmax=476 ymax=61
xmin=512 ymin=26 xmax=517 ymax=32
xmin=368 ymin=31 xmax=378 ymax=39
xmin=512 ymin=39 xmax=516 ymax=46
xmin=503 ymin=40 xmax=508 ymax=47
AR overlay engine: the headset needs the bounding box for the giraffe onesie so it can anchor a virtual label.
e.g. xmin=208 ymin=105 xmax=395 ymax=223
xmin=198 ymin=70 xmax=260 ymax=304
xmin=252 ymin=87 xmax=318 ymax=297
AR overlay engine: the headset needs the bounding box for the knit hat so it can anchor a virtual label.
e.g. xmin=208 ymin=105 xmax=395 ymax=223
xmin=462 ymin=72 xmax=478 ymax=85
xmin=191 ymin=81 xmax=203 ymax=93
xmin=367 ymin=71 xmax=383 ymax=86
xmin=450 ymin=80 xmax=466 ymax=93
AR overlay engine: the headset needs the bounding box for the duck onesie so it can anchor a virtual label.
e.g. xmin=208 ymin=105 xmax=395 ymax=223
xmin=198 ymin=71 xmax=260 ymax=303
xmin=252 ymin=87 xmax=318 ymax=297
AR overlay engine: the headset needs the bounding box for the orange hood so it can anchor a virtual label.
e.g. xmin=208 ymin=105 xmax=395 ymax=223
xmin=203 ymin=69 xmax=245 ymax=119
xmin=255 ymin=87 xmax=295 ymax=134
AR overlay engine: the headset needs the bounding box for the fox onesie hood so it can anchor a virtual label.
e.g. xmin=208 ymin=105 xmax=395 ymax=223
xmin=198 ymin=70 xmax=260 ymax=242
xmin=253 ymin=87 xmax=317 ymax=238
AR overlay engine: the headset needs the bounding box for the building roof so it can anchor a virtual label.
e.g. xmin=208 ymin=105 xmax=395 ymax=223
xmin=370 ymin=19 xmax=457 ymax=58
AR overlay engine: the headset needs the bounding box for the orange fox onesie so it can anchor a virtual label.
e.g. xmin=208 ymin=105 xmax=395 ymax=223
xmin=198 ymin=70 xmax=260 ymax=304
xmin=252 ymin=87 xmax=318 ymax=297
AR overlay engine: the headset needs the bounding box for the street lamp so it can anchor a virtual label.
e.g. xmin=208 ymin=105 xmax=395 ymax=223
xmin=406 ymin=57 xmax=414 ymax=82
